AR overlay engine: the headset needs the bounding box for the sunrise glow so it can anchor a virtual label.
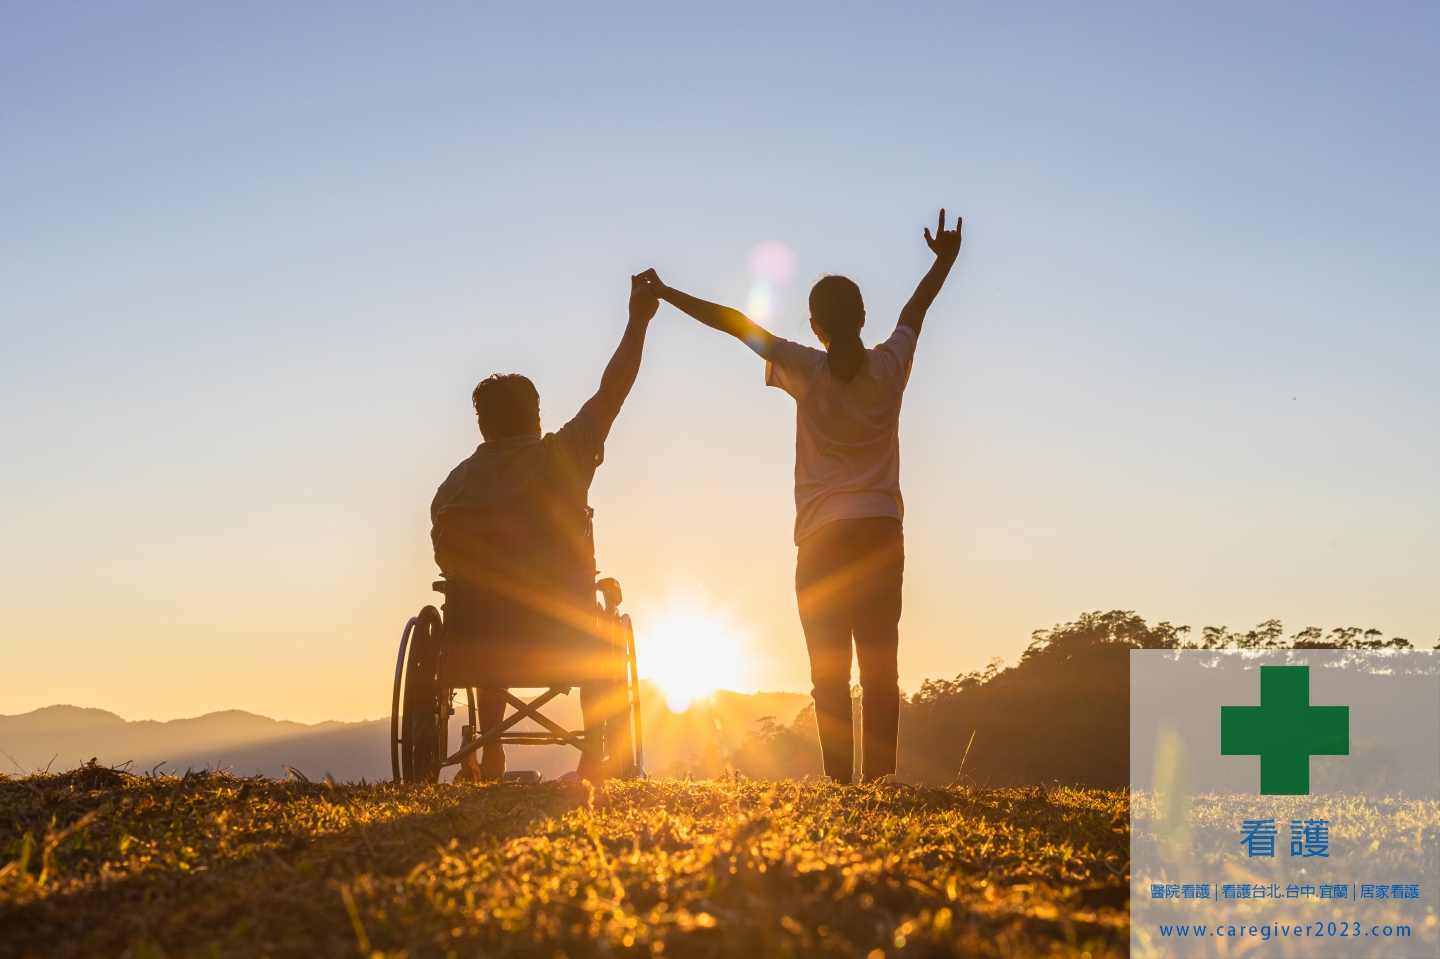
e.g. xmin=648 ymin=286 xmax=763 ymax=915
xmin=636 ymin=606 xmax=750 ymax=714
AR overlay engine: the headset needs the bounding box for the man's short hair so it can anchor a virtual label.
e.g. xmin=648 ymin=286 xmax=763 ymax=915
xmin=472 ymin=373 xmax=541 ymax=440
xmin=808 ymin=274 xmax=865 ymax=340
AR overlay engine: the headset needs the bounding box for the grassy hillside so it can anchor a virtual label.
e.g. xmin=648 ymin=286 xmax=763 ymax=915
xmin=1 ymin=764 xmax=1128 ymax=958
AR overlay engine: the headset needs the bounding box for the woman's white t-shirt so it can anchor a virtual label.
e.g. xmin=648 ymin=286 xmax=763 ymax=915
xmin=758 ymin=326 xmax=917 ymax=544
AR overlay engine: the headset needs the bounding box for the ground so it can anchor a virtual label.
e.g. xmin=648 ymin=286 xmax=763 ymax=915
xmin=1 ymin=765 xmax=1128 ymax=958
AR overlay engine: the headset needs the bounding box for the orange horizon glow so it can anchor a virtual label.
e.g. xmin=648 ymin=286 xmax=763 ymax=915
xmin=634 ymin=605 xmax=752 ymax=714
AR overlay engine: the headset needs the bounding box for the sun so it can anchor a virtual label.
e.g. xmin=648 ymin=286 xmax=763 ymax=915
xmin=636 ymin=607 xmax=748 ymax=713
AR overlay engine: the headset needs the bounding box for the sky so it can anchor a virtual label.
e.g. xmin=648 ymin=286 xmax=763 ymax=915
xmin=2 ymin=2 xmax=1437 ymax=724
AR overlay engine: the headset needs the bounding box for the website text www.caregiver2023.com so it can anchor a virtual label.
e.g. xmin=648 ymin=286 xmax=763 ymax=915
xmin=1155 ymin=920 xmax=1414 ymax=941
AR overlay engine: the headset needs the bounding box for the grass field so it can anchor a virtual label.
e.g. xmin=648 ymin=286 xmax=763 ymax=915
xmin=1 ymin=764 xmax=1128 ymax=958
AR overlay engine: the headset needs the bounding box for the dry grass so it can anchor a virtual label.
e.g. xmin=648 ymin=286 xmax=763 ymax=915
xmin=1 ymin=763 xmax=1128 ymax=958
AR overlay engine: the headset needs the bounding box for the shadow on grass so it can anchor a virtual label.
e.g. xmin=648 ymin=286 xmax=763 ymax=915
xmin=1 ymin=766 xmax=586 ymax=957
xmin=1 ymin=767 xmax=1130 ymax=958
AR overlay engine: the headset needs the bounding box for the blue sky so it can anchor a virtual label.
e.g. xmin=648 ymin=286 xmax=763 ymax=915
xmin=2 ymin=3 xmax=1436 ymax=722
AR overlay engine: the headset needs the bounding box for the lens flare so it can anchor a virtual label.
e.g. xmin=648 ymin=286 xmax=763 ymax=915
xmin=744 ymin=241 xmax=796 ymax=323
xmin=747 ymin=241 xmax=797 ymax=285
xmin=636 ymin=606 xmax=749 ymax=713
xmin=745 ymin=282 xmax=776 ymax=322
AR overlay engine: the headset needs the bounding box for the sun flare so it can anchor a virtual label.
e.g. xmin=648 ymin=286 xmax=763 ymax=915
xmin=636 ymin=607 xmax=749 ymax=713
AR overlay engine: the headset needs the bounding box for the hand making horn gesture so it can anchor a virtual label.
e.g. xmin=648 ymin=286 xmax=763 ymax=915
xmin=923 ymin=208 xmax=962 ymax=261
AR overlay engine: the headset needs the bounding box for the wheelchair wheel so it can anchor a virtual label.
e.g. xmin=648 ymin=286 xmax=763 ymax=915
xmin=398 ymin=605 xmax=447 ymax=783
xmin=621 ymin=612 xmax=645 ymax=778
xmin=390 ymin=616 xmax=417 ymax=782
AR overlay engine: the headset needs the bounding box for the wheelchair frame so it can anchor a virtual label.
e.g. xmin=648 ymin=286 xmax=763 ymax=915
xmin=390 ymin=577 xmax=644 ymax=784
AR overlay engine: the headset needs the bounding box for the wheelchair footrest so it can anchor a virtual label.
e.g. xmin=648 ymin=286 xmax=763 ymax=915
xmin=498 ymin=730 xmax=587 ymax=744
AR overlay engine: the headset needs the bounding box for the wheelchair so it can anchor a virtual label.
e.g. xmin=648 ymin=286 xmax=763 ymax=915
xmin=390 ymin=575 xmax=645 ymax=784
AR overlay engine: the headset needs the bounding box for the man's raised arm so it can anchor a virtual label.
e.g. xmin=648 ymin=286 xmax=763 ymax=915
xmin=637 ymin=268 xmax=773 ymax=357
xmin=579 ymin=274 xmax=660 ymax=436
xmin=896 ymin=209 xmax=963 ymax=337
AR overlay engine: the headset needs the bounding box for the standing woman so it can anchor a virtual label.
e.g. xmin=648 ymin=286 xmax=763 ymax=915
xmin=639 ymin=210 xmax=962 ymax=783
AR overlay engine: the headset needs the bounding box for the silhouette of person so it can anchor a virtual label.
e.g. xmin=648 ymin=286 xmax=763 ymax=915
xmin=430 ymin=275 xmax=660 ymax=783
xmin=638 ymin=210 xmax=962 ymax=783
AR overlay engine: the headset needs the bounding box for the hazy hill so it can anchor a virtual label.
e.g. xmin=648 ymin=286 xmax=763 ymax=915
xmin=0 ymin=684 xmax=809 ymax=782
xmin=0 ymin=705 xmax=388 ymax=781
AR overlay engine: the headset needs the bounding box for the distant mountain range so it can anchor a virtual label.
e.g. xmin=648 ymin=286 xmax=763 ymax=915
xmin=0 ymin=684 xmax=810 ymax=783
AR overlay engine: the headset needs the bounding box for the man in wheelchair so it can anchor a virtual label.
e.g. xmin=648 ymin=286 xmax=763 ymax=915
xmin=427 ymin=275 xmax=659 ymax=783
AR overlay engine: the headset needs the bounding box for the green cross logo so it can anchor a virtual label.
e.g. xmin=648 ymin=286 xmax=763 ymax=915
xmin=1220 ymin=665 xmax=1348 ymax=795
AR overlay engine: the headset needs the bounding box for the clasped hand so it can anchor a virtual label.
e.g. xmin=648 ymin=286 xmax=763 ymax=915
xmin=629 ymin=271 xmax=661 ymax=322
